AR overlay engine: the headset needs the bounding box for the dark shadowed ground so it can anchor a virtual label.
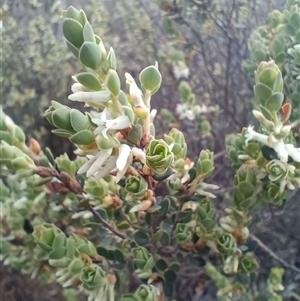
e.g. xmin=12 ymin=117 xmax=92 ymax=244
xmin=0 ymin=265 xmax=67 ymax=301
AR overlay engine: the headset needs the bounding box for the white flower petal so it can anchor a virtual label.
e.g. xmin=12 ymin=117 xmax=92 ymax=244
xmin=273 ymin=142 xmax=289 ymax=163
xmin=86 ymin=149 xmax=112 ymax=177
xmin=94 ymin=157 xmax=117 ymax=180
xmin=77 ymin=154 xmax=99 ymax=174
xmin=132 ymin=147 xmax=146 ymax=164
xmin=68 ymin=91 xmax=111 ymax=104
xmin=285 ymin=144 xmax=300 ymax=162
xmin=116 ymin=144 xmax=131 ymax=171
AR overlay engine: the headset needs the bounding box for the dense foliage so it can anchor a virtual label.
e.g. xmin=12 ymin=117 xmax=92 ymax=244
xmin=1 ymin=1 xmax=300 ymax=301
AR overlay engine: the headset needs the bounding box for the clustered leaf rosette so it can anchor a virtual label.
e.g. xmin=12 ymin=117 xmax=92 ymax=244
xmin=238 ymin=255 xmax=259 ymax=274
xmin=226 ymin=130 xmax=261 ymax=170
xmin=134 ymin=284 xmax=160 ymax=301
xmin=124 ymin=175 xmax=148 ymax=202
xmin=0 ymin=141 xmax=36 ymax=171
xmin=32 ymin=224 xmax=112 ymax=300
xmin=194 ymin=199 xmax=217 ymax=240
xmin=233 ymin=167 xmax=258 ymax=212
xmin=45 ymin=101 xmax=96 ymax=147
xmin=145 ymin=139 xmax=174 ymax=175
xmin=220 ymin=208 xmax=251 ymax=244
xmin=0 ymin=107 xmax=26 ymax=146
xmin=242 ymin=0 xmax=300 ymax=123
xmin=174 ymin=223 xmax=193 ymax=245
xmin=164 ymin=128 xmax=194 ymax=189
xmin=132 ymin=247 xmax=155 ymax=279
xmin=119 ymin=284 xmax=160 ymax=301
xmin=228 ymin=59 xmax=300 ymax=211
xmin=80 ymin=266 xmax=114 ymax=301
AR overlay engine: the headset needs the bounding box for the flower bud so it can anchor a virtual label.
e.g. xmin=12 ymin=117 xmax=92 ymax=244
xmin=30 ymin=138 xmax=41 ymax=155
xmin=196 ymin=150 xmax=214 ymax=178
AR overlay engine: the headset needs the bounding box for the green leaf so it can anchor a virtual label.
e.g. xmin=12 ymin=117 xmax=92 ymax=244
xmin=65 ymin=6 xmax=86 ymax=26
xmin=127 ymin=125 xmax=143 ymax=145
xmin=152 ymin=167 xmax=173 ymax=181
xmin=236 ymin=273 xmax=250 ymax=285
xmin=159 ymin=198 xmax=170 ymax=216
xmin=107 ymin=47 xmax=117 ymax=70
xmin=105 ymin=69 xmax=121 ymax=97
xmin=83 ymin=22 xmax=96 ymax=43
xmin=163 ymin=282 xmax=173 ymax=297
xmin=160 ymin=231 xmax=171 ymax=246
xmin=254 ymin=83 xmax=273 ymax=105
xmin=113 ymin=249 xmax=125 ymax=263
xmin=52 ymin=108 xmax=73 ymax=131
xmin=290 ymin=12 xmax=300 ymax=28
xmin=51 ymin=129 xmax=72 ymax=138
xmin=265 ymin=93 xmax=284 ymax=112
xmin=63 ymin=18 xmax=84 ymax=48
xmin=164 ymin=269 xmax=177 ymax=283
xmin=169 ymin=262 xmax=180 ymax=272
xmin=258 ymin=68 xmax=278 ymax=89
xmin=178 ymin=209 xmax=193 ymax=223
xmin=245 ymin=239 xmax=258 ymax=252
xmin=189 ymin=256 xmax=206 ymax=267
xmin=133 ymin=230 xmax=150 ymax=246
xmin=70 ymin=109 xmax=89 ymax=132
xmin=259 ymin=105 xmax=273 ymax=121
xmin=156 ymin=258 xmax=168 ymax=271
xmin=76 ymin=72 xmax=102 ymax=91
xmin=69 ymin=130 xmax=95 ymax=145
xmin=253 ymin=49 xmax=268 ymax=62
xmin=286 ymin=24 xmax=298 ymax=36
xmin=139 ymin=65 xmax=162 ymax=94
xmin=79 ymin=42 xmax=102 ymax=70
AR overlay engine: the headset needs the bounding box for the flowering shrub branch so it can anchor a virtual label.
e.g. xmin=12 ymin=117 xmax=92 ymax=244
xmin=0 ymin=4 xmax=300 ymax=301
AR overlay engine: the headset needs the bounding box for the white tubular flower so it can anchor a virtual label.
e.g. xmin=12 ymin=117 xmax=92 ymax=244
xmin=68 ymin=90 xmax=111 ymax=107
xmin=150 ymin=109 xmax=157 ymax=122
xmin=132 ymin=147 xmax=146 ymax=164
xmin=125 ymin=73 xmax=146 ymax=108
xmin=196 ymin=182 xmax=219 ymax=198
xmin=245 ymin=126 xmax=300 ymax=163
xmin=172 ymin=61 xmax=190 ymax=80
xmin=71 ymin=83 xmax=90 ymax=93
xmin=77 ymin=150 xmax=113 ymax=176
xmin=285 ymin=144 xmax=300 ymax=162
xmin=252 ymin=110 xmax=274 ymax=128
xmin=92 ymin=109 xmax=131 ymax=138
xmin=115 ymin=144 xmax=132 ymax=182
xmin=77 ymin=145 xmax=133 ymax=182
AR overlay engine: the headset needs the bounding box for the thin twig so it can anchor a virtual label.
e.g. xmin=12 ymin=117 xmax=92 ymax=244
xmin=35 ymin=167 xmax=126 ymax=240
xmin=250 ymin=234 xmax=300 ymax=274
xmin=87 ymin=204 xmax=126 ymax=239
